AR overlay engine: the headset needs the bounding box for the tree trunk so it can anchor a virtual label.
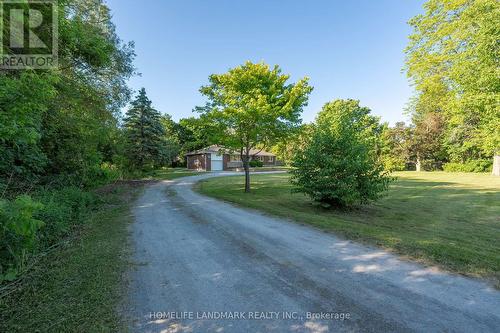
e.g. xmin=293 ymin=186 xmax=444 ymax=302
xmin=493 ymin=154 xmax=500 ymax=176
xmin=416 ymin=153 xmax=421 ymax=172
xmin=243 ymin=151 xmax=251 ymax=193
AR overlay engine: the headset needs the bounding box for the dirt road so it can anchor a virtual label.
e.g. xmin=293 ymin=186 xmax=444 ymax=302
xmin=125 ymin=173 xmax=500 ymax=332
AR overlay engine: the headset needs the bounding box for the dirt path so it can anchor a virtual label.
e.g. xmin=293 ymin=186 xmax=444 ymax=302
xmin=125 ymin=173 xmax=500 ymax=333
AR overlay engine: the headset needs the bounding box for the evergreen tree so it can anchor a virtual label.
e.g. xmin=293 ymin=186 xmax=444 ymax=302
xmin=124 ymin=89 xmax=166 ymax=169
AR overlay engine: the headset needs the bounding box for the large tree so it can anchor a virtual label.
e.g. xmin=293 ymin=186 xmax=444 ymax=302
xmin=271 ymin=124 xmax=314 ymax=166
xmin=123 ymin=89 xmax=167 ymax=169
xmin=412 ymin=112 xmax=448 ymax=171
xmin=380 ymin=122 xmax=413 ymax=171
xmin=160 ymin=114 xmax=182 ymax=166
xmin=405 ymin=0 xmax=500 ymax=175
xmin=0 ymin=0 xmax=135 ymax=191
xmin=178 ymin=117 xmax=217 ymax=158
xmin=196 ymin=61 xmax=313 ymax=192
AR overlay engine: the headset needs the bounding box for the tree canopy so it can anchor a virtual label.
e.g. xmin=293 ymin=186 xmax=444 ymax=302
xmin=1 ymin=0 xmax=135 ymax=191
xmin=196 ymin=61 xmax=313 ymax=191
xmin=405 ymin=0 xmax=500 ymax=171
xmin=0 ymin=0 xmax=135 ymax=282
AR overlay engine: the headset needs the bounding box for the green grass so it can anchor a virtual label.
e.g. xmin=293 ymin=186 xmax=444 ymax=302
xmin=144 ymin=168 xmax=203 ymax=180
xmin=0 ymin=182 xmax=143 ymax=332
xmin=196 ymin=172 xmax=500 ymax=286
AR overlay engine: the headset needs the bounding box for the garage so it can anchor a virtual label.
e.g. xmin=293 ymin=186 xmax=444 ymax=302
xmin=211 ymin=153 xmax=223 ymax=171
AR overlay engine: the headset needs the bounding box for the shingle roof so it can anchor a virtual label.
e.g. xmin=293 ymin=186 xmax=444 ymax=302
xmin=186 ymin=145 xmax=275 ymax=157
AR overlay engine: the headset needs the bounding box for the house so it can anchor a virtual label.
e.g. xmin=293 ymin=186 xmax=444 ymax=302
xmin=186 ymin=145 xmax=277 ymax=171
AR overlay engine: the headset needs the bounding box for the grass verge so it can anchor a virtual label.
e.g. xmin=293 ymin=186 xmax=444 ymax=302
xmin=143 ymin=168 xmax=203 ymax=180
xmin=0 ymin=182 xmax=144 ymax=332
xmin=196 ymin=171 xmax=500 ymax=287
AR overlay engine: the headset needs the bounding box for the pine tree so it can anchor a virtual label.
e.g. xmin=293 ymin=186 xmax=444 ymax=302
xmin=123 ymin=88 xmax=166 ymax=169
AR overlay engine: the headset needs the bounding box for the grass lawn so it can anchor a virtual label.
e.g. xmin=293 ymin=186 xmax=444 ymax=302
xmin=0 ymin=182 xmax=143 ymax=332
xmin=196 ymin=172 xmax=500 ymax=286
xmin=144 ymin=168 xmax=204 ymax=180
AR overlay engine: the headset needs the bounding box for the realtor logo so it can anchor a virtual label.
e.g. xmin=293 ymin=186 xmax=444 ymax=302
xmin=0 ymin=0 xmax=58 ymax=69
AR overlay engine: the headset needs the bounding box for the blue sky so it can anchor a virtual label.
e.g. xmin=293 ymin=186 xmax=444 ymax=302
xmin=106 ymin=0 xmax=425 ymax=125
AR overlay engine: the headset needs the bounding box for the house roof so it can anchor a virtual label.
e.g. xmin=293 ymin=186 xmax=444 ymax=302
xmin=186 ymin=145 xmax=275 ymax=157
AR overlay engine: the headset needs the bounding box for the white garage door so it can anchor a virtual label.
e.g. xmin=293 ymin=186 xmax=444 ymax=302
xmin=211 ymin=160 xmax=223 ymax=171
xmin=211 ymin=153 xmax=223 ymax=171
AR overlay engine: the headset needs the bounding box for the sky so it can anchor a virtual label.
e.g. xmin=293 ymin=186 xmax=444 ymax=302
xmin=106 ymin=0 xmax=425 ymax=125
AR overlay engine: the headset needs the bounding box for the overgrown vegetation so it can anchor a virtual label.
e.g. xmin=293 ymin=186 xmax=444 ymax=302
xmin=291 ymin=100 xmax=391 ymax=208
xmin=0 ymin=1 xmax=135 ymax=192
xmin=197 ymin=172 xmax=500 ymax=286
xmin=0 ymin=0 xmax=187 ymax=283
xmin=443 ymin=160 xmax=493 ymax=173
xmin=0 ymin=182 xmax=141 ymax=332
xmin=0 ymin=0 xmax=211 ymax=285
xmin=0 ymin=187 xmax=97 ymax=281
xmin=0 ymin=0 xmax=135 ymax=281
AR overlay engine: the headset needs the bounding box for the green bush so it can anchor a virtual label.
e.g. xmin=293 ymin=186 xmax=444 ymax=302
xmin=443 ymin=160 xmax=492 ymax=173
xmin=35 ymin=187 xmax=98 ymax=246
xmin=0 ymin=187 xmax=98 ymax=282
xmin=381 ymin=156 xmax=406 ymax=172
xmin=291 ymin=100 xmax=391 ymax=208
xmin=0 ymin=196 xmax=44 ymax=282
xmin=82 ymin=163 xmax=122 ymax=187
xmin=249 ymin=159 xmax=264 ymax=167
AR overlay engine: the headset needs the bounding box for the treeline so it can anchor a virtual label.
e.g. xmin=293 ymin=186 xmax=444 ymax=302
xmin=280 ymin=0 xmax=499 ymax=174
xmin=0 ymin=0 xmax=211 ymax=282
xmin=121 ymin=88 xmax=213 ymax=170
xmin=0 ymin=0 xmax=134 ymax=282
xmin=398 ymin=0 xmax=499 ymax=173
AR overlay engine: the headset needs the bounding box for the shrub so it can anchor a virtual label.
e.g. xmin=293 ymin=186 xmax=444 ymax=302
xmin=0 ymin=187 xmax=98 ymax=282
xmin=291 ymin=100 xmax=391 ymax=208
xmin=249 ymin=159 xmax=264 ymax=167
xmin=0 ymin=195 xmax=44 ymax=281
xmin=443 ymin=160 xmax=492 ymax=173
xmin=82 ymin=163 xmax=122 ymax=187
xmin=420 ymin=159 xmax=444 ymax=171
xmin=381 ymin=156 xmax=406 ymax=172
xmin=35 ymin=187 xmax=98 ymax=246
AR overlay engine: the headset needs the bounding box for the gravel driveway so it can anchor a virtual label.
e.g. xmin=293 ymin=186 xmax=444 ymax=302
xmin=125 ymin=173 xmax=500 ymax=333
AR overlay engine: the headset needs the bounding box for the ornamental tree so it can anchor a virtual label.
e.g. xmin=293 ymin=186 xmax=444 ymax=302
xmin=196 ymin=61 xmax=313 ymax=192
xmin=291 ymin=99 xmax=391 ymax=208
